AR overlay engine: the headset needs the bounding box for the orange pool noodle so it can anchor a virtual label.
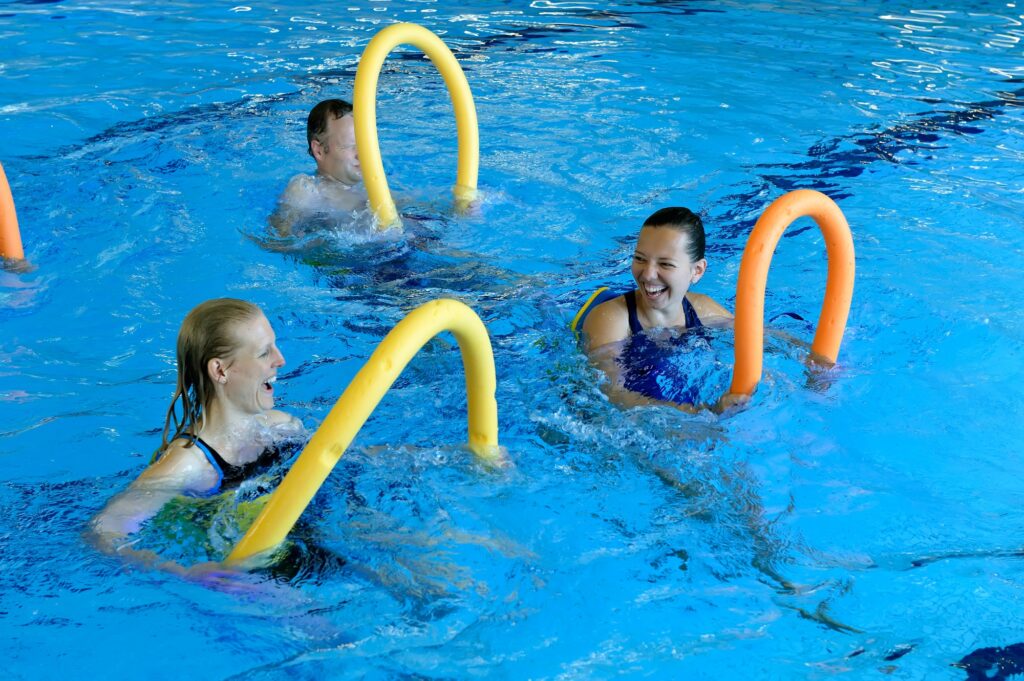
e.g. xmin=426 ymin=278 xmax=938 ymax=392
xmin=0 ymin=162 xmax=24 ymax=261
xmin=729 ymin=189 xmax=855 ymax=396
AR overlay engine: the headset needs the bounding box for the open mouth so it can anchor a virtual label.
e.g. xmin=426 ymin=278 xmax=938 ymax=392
xmin=641 ymin=283 xmax=667 ymax=300
xmin=261 ymin=376 xmax=276 ymax=395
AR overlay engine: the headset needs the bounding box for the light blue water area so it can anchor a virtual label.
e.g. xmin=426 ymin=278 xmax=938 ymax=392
xmin=2 ymin=0 xmax=1023 ymax=677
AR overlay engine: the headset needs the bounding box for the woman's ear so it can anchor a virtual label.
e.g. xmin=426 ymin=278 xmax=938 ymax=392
xmin=207 ymin=357 xmax=228 ymax=385
xmin=691 ymin=258 xmax=708 ymax=284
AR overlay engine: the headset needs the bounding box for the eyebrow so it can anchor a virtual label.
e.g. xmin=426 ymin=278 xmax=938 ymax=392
xmin=634 ymin=249 xmax=677 ymax=262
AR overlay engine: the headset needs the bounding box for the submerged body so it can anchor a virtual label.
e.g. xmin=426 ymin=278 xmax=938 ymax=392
xmin=617 ymin=290 xmax=711 ymax=406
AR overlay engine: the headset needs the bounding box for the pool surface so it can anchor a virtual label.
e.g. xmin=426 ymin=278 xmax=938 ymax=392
xmin=2 ymin=0 xmax=1023 ymax=678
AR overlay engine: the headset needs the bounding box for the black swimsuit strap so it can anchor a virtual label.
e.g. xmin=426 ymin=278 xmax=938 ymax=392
xmin=184 ymin=436 xmax=266 ymax=489
xmin=198 ymin=437 xmax=280 ymax=488
xmin=175 ymin=436 xmax=224 ymax=497
xmin=194 ymin=436 xmax=232 ymax=475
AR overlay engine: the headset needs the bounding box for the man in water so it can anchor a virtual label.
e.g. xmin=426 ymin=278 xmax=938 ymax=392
xmin=272 ymin=99 xmax=366 ymax=236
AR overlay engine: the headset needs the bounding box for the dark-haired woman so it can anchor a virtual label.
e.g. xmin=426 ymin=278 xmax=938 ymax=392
xmin=581 ymin=207 xmax=734 ymax=410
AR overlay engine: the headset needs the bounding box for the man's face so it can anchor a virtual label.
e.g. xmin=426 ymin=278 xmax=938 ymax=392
xmin=312 ymin=114 xmax=362 ymax=186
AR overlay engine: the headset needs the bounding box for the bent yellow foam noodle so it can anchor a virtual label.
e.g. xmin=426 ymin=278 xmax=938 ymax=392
xmin=353 ymin=22 xmax=480 ymax=231
xmin=227 ymin=298 xmax=499 ymax=565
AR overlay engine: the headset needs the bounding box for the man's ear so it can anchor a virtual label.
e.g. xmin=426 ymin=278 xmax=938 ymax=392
xmin=310 ymin=138 xmax=326 ymax=161
xmin=691 ymin=258 xmax=708 ymax=284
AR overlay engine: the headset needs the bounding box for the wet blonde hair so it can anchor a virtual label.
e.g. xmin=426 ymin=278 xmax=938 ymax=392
xmin=155 ymin=298 xmax=262 ymax=460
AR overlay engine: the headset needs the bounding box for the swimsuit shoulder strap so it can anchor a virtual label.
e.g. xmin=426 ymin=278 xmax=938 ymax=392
xmin=624 ymin=290 xmax=644 ymax=335
xmin=626 ymin=290 xmax=702 ymax=333
xmin=179 ymin=436 xmax=224 ymax=496
xmin=682 ymin=295 xmax=703 ymax=329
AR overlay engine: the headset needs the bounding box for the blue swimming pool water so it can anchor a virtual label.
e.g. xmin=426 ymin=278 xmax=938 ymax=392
xmin=2 ymin=0 xmax=1023 ymax=677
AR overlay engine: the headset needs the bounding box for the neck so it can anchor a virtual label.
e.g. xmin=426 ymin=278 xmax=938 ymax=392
xmin=316 ymin=170 xmax=353 ymax=190
xmin=635 ymin=292 xmax=688 ymax=329
xmin=195 ymin=399 xmax=265 ymax=463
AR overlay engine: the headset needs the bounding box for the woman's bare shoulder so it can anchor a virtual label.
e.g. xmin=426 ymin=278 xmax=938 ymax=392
xmin=140 ymin=438 xmax=214 ymax=489
xmin=687 ymin=292 xmax=734 ymax=322
xmin=582 ymin=295 xmax=630 ymax=351
xmin=263 ymin=410 xmax=305 ymax=439
xmin=263 ymin=409 xmax=296 ymax=425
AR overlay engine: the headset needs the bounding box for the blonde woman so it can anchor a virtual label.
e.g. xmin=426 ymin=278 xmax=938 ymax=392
xmin=90 ymin=298 xmax=302 ymax=566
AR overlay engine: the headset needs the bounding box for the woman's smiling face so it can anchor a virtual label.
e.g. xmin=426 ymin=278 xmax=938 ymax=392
xmin=219 ymin=313 xmax=285 ymax=414
xmin=631 ymin=225 xmax=706 ymax=312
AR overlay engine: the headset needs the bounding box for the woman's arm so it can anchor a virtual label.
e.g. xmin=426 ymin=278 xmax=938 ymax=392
xmin=88 ymin=443 xmax=216 ymax=556
xmin=582 ymin=299 xmax=701 ymax=414
xmin=589 ymin=340 xmax=703 ymax=414
xmin=581 ymin=297 xmax=629 ymax=352
xmin=87 ymin=449 xmax=272 ymax=587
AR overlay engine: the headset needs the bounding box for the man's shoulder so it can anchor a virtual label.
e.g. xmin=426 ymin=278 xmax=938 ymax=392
xmin=283 ymin=173 xmax=317 ymax=199
xmin=282 ymin=173 xmax=333 ymax=208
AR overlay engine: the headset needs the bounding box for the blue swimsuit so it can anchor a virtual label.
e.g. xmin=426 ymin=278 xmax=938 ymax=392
xmin=181 ymin=436 xmax=281 ymax=497
xmin=619 ymin=290 xmax=706 ymax=405
xmin=623 ymin=289 xmax=702 ymax=334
